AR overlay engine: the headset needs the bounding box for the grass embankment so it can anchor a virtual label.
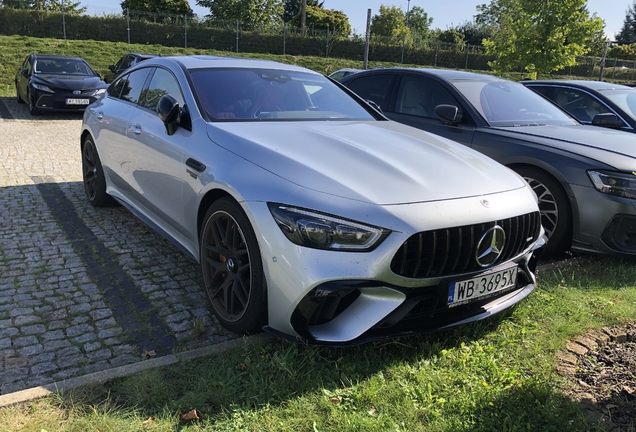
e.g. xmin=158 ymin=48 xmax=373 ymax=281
xmin=0 ymin=34 xmax=392 ymax=97
xmin=1 ymin=256 xmax=635 ymax=431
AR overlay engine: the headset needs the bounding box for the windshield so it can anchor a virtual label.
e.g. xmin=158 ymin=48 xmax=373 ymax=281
xmin=452 ymin=79 xmax=578 ymax=127
xmin=33 ymin=58 xmax=95 ymax=76
xmin=189 ymin=68 xmax=375 ymax=121
xmin=599 ymin=88 xmax=636 ymax=120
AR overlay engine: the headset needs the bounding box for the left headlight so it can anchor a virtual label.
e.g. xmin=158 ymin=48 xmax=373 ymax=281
xmin=268 ymin=203 xmax=389 ymax=251
xmin=32 ymin=83 xmax=54 ymax=93
xmin=588 ymin=170 xmax=636 ymax=199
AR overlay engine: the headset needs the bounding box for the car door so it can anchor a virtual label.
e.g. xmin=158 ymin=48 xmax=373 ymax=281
xmin=389 ymin=73 xmax=476 ymax=146
xmin=17 ymin=56 xmax=31 ymax=101
xmin=96 ymin=67 xmax=153 ymax=194
xmin=124 ymin=66 xmax=192 ymax=237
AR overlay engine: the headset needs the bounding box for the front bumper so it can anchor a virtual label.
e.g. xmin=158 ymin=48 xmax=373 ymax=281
xmin=31 ymin=88 xmax=101 ymax=111
xmin=571 ymin=184 xmax=636 ymax=256
xmin=245 ymin=190 xmax=545 ymax=346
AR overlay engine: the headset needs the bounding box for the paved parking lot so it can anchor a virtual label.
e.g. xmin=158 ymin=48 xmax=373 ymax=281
xmin=0 ymin=97 xmax=238 ymax=395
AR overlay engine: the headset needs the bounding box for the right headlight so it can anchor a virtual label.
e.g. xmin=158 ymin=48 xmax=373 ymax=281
xmin=32 ymin=83 xmax=54 ymax=93
xmin=588 ymin=170 xmax=636 ymax=199
xmin=268 ymin=203 xmax=390 ymax=252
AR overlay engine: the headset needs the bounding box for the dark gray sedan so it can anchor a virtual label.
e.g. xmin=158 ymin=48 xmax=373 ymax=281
xmin=340 ymin=68 xmax=636 ymax=257
xmin=521 ymin=80 xmax=636 ymax=133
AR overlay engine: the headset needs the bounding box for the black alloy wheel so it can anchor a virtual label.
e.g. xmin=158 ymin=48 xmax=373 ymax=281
xmin=517 ymin=166 xmax=572 ymax=257
xmin=16 ymin=82 xmax=23 ymax=104
xmin=200 ymin=198 xmax=266 ymax=334
xmin=82 ymin=136 xmax=114 ymax=207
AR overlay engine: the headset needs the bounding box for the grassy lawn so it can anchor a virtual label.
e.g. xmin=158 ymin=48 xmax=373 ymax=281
xmin=0 ymin=256 xmax=634 ymax=431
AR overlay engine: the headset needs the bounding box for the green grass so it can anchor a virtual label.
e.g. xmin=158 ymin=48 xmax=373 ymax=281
xmin=0 ymin=256 xmax=635 ymax=431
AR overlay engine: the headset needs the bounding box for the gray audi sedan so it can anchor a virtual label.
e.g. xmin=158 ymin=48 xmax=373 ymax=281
xmin=81 ymin=56 xmax=545 ymax=345
xmin=340 ymin=68 xmax=636 ymax=258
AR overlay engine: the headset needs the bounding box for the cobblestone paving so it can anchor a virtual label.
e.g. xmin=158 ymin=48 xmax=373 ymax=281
xmin=0 ymin=98 xmax=237 ymax=395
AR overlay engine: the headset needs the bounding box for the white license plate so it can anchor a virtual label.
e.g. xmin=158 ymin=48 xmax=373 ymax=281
xmin=447 ymin=265 xmax=518 ymax=307
xmin=66 ymin=98 xmax=90 ymax=105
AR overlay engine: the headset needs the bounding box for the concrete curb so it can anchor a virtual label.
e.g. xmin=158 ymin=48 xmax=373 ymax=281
xmin=0 ymin=333 xmax=273 ymax=408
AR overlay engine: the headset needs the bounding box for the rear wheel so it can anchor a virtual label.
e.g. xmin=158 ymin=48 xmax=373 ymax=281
xmin=200 ymin=198 xmax=266 ymax=334
xmin=516 ymin=166 xmax=571 ymax=257
xmin=82 ymin=136 xmax=115 ymax=207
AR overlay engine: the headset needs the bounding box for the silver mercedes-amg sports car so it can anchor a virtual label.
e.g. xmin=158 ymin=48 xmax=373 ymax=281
xmin=80 ymin=56 xmax=545 ymax=345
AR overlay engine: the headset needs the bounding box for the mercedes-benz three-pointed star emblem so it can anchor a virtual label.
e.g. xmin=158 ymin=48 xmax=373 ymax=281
xmin=475 ymin=226 xmax=506 ymax=267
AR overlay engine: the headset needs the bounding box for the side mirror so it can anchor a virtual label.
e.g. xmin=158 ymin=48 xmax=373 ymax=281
xmin=435 ymin=104 xmax=462 ymax=125
xmin=592 ymin=113 xmax=624 ymax=129
xmin=157 ymin=95 xmax=180 ymax=135
xmin=108 ymin=65 xmax=116 ymax=73
xmin=366 ymin=99 xmax=383 ymax=114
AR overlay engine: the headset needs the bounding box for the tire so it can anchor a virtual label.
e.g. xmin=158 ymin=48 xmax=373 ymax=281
xmin=82 ymin=136 xmax=115 ymax=207
xmin=516 ymin=166 xmax=572 ymax=257
xmin=28 ymin=90 xmax=40 ymax=115
xmin=16 ymin=82 xmax=24 ymax=104
xmin=200 ymin=198 xmax=267 ymax=334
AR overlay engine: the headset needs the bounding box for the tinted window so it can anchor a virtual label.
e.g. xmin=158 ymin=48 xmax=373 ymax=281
xmin=346 ymin=74 xmax=395 ymax=111
xmin=141 ymin=68 xmax=185 ymax=112
xmin=395 ymin=76 xmax=459 ymax=119
xmin=118 ymin=68 xmax=152 ymax=104
xmin=549 ymin=87 xmax=611 ymax=123
xmin=596 ymin=89 xmax=636 ymax=120
xmin=24 ymin=57 xmax=32 ymax=74
xmin=33 ymin=58 xmax=95 ymax=76
xmin=452 ymin=80 xmax=577 ymax=127
xmin=189 ymin=68 xmax=374 ymax=121
xmin=116 ymin=55 xmax=134 ymax=72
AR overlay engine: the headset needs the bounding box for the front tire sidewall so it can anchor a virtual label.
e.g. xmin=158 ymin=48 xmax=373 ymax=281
xmin=28 ymin=90 xmax=39 ymax=115
xmin=200 ymin=198 xmax=267 ymax=334
xmin=82 ymin=136 xmax=114 ymax=207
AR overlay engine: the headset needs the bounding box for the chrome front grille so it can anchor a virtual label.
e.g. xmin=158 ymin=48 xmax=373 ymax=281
xmin=391 ymin=212 xmax=541 ymax=278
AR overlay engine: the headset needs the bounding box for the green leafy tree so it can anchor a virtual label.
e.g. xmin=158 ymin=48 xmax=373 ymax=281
xmin=288 ymin=5 xmax=350 ymax=35
xmin=406 ymin=6 xmax=432 ymax=40
xmin=282 ymin=0 xmax=322 ymax=22
xmin=431 ymin=28 xmax=465 ymax=44
xmin=196 ymin=0 xmax=284 ymax=25
xmin=479 ymin=0 xmax=605 ymax=78
xmin=121 ymin=0 xmax=192 ymax=15
xmin=616 ymin=1 xmax=636 ymax=44
xmin=454 ymin=21 xmax=494 ymax=46
xmin=1 ymin=0 xmax=86 ymax=13
xmin=370 ymin=5 xmax=409 ymax=40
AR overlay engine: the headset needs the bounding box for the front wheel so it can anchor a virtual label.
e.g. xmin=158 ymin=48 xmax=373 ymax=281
xmin=200 ymin=198 xmax=267 ymax=334
xmin=82 ymin=136 xmax=115 ymax=207
xmin=16 ymin=82 xmax=24 ymax=104
xmin=516 ymin=166 xmax=572 ymax=257
xmin=28 ymin=90 xmax=39 ymax=115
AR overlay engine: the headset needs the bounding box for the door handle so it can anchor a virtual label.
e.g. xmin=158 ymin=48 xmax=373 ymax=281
xmin=186 ymin=158 xmax=206 ymax=173
xmin=130 ymin=124 xmax=142 ymax=135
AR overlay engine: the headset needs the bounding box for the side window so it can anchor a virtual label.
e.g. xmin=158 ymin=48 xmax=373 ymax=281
xmin=554 ymin=88 xmax=611 ymax=123
xmin=107 ymin=74 xmax=128 ymax=98
xmin=141 ymin=68 xmax=185 ymax=112
xmin=119 ymin=68 xmax=152 ymax=104
xmin=346 ymin=74 xmax=395 ymax=111
xmin=116 ymin=55 xmax=133 ymax=72
xmin=24 ymin=58 xmax=32 ymax=74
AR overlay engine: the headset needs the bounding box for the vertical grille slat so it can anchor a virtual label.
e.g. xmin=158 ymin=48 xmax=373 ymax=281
xmin=391 ymin=212 xmax=541 ymax=279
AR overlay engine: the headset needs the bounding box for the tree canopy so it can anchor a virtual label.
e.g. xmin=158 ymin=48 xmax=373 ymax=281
xmin=196 ymin=0 xmax=284 ymax=24
xmin=478 ymin=0 xmax=605 ymax=78
xmin=406 ymin=6 xmax=433 ymax=40
xmin=288 ymin=5 xmax=350 ymax=35
xmin=1 ymin=0 xmax=86 ymax=14
xmin=282 ymin=0 xmax=322 ymax=22
xmin=370 ymin=5 xmax=409 ymax=39
xmin=616 ymin=0 xmax=636 ymax=44
xmin=121 ymin=0 xmax=192 ymax=16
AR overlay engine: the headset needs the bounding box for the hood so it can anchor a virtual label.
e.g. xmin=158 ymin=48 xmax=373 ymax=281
xmin=206 ymin=120 xmax=527 ymax=205
xmin=34 ymin=74 xmax=106 ymax=91
xmin=494 ymin=125 xmax=636 ymax=171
